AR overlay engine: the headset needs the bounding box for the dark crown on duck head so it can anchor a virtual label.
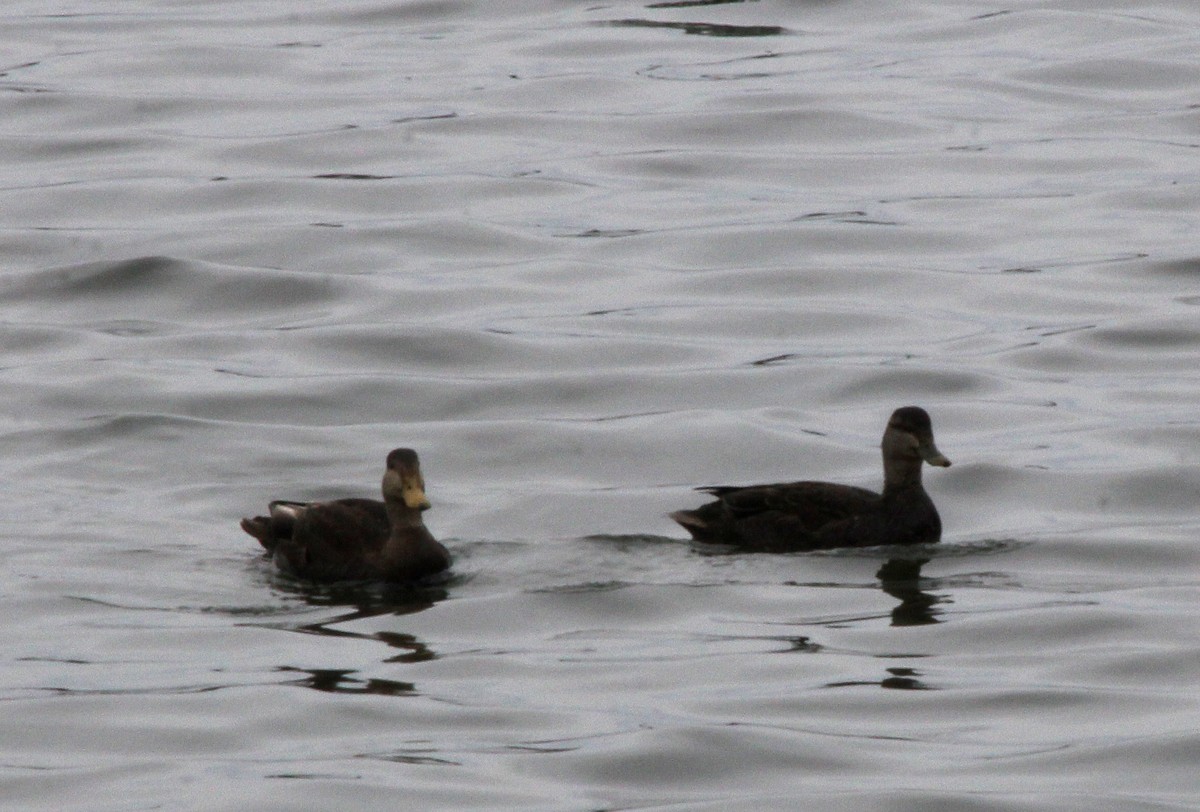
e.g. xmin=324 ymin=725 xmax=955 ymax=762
xmin=887 ymin=406 xmax=951 ymax=467
xmin=889 ymin=406 xmax=932 ymax=434
xmin=387 ymin=448 xmax=421 ymax=471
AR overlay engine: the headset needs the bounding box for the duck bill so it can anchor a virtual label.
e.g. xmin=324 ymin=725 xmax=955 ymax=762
xmin=919 ymin=439 xmax=951 ymax=467
xmin=402 ymin=479 xmax=432 ymax=510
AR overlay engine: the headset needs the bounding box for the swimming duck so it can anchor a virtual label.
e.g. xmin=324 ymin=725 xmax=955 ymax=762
xmin=670 ymin=406 xmax=951 ymax=551
xmin=240 ymin=448 xmax=451 ymax=583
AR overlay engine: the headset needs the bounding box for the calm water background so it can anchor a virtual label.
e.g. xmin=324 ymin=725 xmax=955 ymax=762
xmin=2 ymin=0 xmax=1199 ymax=809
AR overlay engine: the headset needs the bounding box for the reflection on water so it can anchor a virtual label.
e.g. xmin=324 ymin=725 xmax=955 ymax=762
xmin=647 ymin=0 xmax=762 ymax=9
xmin=255 ymin=582 xmax=446 ymax=662
xmin=274 ymin=580 xmax=450 ymax=616
xmin=277 ymin=666 xmax=416 ymax=696
xmin=284 ymin=609 xmax=440 ymax=663
xmin=245 ymin=580 xmax=446 ymax=695
xmin=826 ymin=666 xmax=932 ymax=691
xmin=876 ymin=557 xmax=941 ymax=627
xmin=879 ymin=667 xmax=930 ymax=691
xmin=600 ymin=19 xmax=790 ymax=37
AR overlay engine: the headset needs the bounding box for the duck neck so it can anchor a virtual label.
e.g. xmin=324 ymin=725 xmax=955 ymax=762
xmin=881 ymin=453 xmax=924 ymax=498
xmin=385 ymin=498 xmax=423 ymax=527
xmin=383 ymin=495 xmax=429 ymax=553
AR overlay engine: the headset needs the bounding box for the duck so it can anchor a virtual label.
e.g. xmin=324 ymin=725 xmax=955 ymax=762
xmin=240 ymin=448 xmax=451 ymax=583
xmin=669 ymin=406 xmax=951 ymax=551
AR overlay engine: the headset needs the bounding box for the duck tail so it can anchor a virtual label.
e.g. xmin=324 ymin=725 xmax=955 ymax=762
xmin=240 ymin=516 xmax=276 ymax=550
xmin=669 ymin=509 xmax=710 ymax=540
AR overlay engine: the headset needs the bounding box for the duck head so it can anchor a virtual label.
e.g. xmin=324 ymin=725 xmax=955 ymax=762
xmin=382 ymin=448 xmax=432 ymax=510
xmin=883 ymin=406 xmax=951 ymax=472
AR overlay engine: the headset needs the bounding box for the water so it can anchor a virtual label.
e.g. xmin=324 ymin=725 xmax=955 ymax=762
xmin=2 ymin=1 xmax=1199 ymax=809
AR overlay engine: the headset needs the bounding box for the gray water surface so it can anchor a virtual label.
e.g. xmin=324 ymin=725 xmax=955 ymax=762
xmin=2 ymin=1 xmax=1199 ymax=810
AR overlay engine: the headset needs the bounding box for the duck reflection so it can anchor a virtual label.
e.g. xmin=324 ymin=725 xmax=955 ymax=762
xmin=275 ymin=576 xmax=448 ymax=615
xmin=266 ymin=582 xmax=446 ymax=694
xmin=875 ymin=557 xmax=941 ymax=626
xmin=276 ymin=666 xmax=415 ymax=696
xmin=289 ymin=605 xmax=439 ymax=664
xmin=826 ymin=666 xmax=931 ymax=691
xmin=879 ymin=667 xmax=929 ymax=690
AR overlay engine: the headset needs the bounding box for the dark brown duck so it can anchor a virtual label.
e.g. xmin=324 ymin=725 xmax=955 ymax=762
xmin=240 ymin=448 xmax=451 ymax=583
xmin=670 ymin=406 xmax=951 ymax=551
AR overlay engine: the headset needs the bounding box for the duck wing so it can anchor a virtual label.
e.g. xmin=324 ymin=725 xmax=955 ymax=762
xmin=672 ymin=481 xmax=882 ymax=550
xmin=240 ymin=498 xmax=385 ymax=550
xmin=266 ymin=498 xmax=391 ymax=581
xmin=702 ymin=481 xmax=880 ymax=529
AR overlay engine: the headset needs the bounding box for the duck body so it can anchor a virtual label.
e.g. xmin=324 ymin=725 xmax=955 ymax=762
xmin=240 ymin=449 xmax=451 ymax=584
xmin=670 ymin=406 xmax=950 ymax=552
